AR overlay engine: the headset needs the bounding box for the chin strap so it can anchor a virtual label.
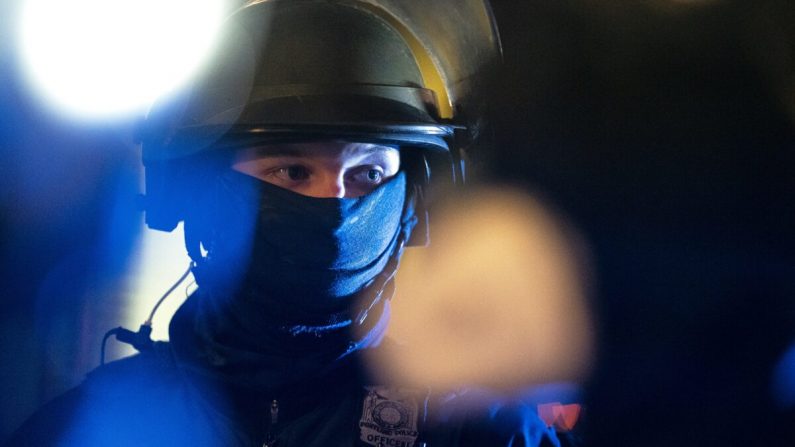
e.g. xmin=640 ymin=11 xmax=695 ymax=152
xmin=353 ymin=191 xmax=418 ymax=326
xmin=354 ymin=233 xmax=407 ymax=326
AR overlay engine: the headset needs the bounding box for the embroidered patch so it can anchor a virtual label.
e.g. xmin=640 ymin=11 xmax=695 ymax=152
xmin=359 ymin=386 xmax=420 ymax=447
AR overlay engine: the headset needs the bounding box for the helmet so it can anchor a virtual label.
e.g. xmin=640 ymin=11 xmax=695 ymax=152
xmin=140 ymin=0 xmax=500 ymax=243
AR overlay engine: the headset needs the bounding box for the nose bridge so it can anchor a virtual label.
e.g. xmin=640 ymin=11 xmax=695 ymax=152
xmin=316 ymin=169 xmax=346 ymax=198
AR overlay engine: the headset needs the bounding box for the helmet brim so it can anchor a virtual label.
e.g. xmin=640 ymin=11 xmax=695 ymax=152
xmin=142 ymin=93 xmax=458 ymax=162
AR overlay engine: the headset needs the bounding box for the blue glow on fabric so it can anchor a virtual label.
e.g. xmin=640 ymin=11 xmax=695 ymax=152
xmin=171 ymin=170 xmax=413 ymax=389
xmin=485 ymin=402 xmax=561 ymax=447
xmin=191 ymin=170 xmax=407 ymax=316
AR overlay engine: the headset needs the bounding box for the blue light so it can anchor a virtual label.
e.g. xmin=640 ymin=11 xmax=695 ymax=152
xmin=772 ymin=341 xmax=795 ymax=410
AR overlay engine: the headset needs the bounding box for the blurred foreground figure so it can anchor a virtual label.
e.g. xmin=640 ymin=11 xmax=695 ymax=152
xmin=381 ymin=188 xmax=593 ymax=392
xmin=6 ymin=1 xmax=579 ymax=446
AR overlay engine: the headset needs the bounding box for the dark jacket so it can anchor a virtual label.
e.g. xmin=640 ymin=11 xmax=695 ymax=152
xmin=6 ymin=341 xmax=578 ymax=447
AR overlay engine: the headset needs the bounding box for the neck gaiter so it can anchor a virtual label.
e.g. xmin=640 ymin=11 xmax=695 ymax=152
xmin=170 ymin=169 xmax=415 ymax=390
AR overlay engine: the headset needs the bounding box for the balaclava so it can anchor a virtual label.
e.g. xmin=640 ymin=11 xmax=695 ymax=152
xmin=169 ymin=159 xmax=416 ymax=390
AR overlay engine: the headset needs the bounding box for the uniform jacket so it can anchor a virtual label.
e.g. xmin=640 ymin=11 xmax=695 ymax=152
xmin=6 ymin=341 xmax=578 ymax=447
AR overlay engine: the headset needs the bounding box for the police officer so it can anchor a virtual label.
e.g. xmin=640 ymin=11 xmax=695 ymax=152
xmin=7 ymin=1 xmax=574 ymax=445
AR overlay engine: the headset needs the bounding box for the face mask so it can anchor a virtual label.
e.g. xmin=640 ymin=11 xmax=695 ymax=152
xmin=187 ymin=169 xmax=413 ymax=326
xmin=173 ymin=169 xmax=415 ymax=389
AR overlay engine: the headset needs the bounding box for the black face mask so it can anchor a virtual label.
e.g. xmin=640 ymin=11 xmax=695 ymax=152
xmin=172 ymin=169 xmax=415 ymax=389
xmin=190 ymin=169 xmax=410 ymax=318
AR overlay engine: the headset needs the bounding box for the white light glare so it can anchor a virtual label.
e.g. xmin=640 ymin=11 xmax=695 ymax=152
xmin=19 ymin=0 xmax=226 ymax=119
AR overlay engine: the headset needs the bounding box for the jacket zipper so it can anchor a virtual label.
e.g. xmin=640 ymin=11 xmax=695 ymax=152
xmin=262 ymin=399 xmax=279 ymax=447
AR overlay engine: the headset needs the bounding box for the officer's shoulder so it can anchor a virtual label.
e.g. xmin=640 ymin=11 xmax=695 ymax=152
xmin=5 ymin=344 xmax=182 ymax=447
xmin=82 ymin=341 xmax=180 ymax=396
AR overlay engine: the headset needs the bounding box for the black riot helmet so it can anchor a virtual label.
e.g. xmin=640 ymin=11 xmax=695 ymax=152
xmin=140 ymin=0 xmax=501 ymax=244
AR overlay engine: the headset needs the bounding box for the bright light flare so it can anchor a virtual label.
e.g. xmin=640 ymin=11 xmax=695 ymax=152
xmin=367 ymin=187 xmax=595 ymax=393
xmin=18 ymin=0 xmax=227 ymax=119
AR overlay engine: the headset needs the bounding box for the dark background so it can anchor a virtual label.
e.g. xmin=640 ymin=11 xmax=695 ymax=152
xmin=484 ymin=1 xmax=795 ymax=445
xmin=2 ymin=0 xmax=794 ymax=445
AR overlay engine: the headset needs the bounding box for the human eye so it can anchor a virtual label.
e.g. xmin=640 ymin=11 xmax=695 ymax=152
xmin=271 ymin=165 xmax=310 ymax=182
xmin=347 ymin=166 xmax=386 ymax=186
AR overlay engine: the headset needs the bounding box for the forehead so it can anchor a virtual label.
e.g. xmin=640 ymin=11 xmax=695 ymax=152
xmin=235 ymin=141 xmax=399 ymax=160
